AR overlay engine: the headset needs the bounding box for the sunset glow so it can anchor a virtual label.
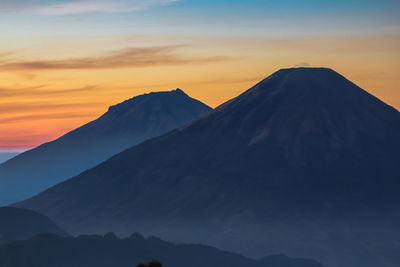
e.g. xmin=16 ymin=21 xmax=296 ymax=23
xmin=1 ymin=0 xmax=399 ymax=150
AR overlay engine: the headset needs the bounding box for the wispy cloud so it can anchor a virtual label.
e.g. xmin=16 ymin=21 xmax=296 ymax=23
xmin=0 ymin=46 xmax=229 ymax=71
xmin=294 ymin=62 xmax=312 ymax=67
xmin=0 ymin=51 xmax=14 ymax=58
xmin=0 ymin=85 xmax=96 ymax=97
xmin=0 ymin=0 xmax=179 ymax=15
xmin=0 ymin=131 xmax=68 ymax=149
xmin=0 ymin=112 xmax=95 ymax=124
xmin=0 ymin=102 xmax=101 ymax=114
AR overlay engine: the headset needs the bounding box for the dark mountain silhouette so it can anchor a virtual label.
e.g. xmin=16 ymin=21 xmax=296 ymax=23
xmin=0 ymin=89 xmax=211 ymax=205
xmin=260 ymin=255 xmax=324 ymax=267
xmin=0 ymin=207 xmax=66 ymax=244
xmin=136 ymin=261 xmax=162 ymax=267
xmin=0 ymin=233 xmax=324 ymax=267
xmin=16 ymin=68 xmax=400 ymax=267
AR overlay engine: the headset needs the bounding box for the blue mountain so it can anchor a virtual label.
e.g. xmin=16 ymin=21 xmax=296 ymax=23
xmin=0 ymin=207 xmax=66 ymax=244
xmin=0 ymin=89 xmax=211 ymax=205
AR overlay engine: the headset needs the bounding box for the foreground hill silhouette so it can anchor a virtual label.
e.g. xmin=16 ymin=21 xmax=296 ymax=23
xmin=0 ymin=233 xmax=324 ymax=267
xmin=0 ymin=89 xmax=211 ymax=205
xmin=16 ymin=68 xmax=400 ymax=267
xmin=0 ymin=207 xmax=66 ymax=244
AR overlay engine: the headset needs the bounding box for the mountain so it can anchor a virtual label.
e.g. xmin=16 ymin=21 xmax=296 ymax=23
xmin=0 ymin=207 xmax=66 ymax=244
xmin=0 ymin=89 xmax=211 ymax=205
xmin=0 ymin=153 xmax=19 ymax=164
xmin=260 ymin=255 xmax=324 ymax=267
xmin=16 ymin=68 xmax=400 ymax=267
xmin=0 ymin=233 xmax=324 ymax=267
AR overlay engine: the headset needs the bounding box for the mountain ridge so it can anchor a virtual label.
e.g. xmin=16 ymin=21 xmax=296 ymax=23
xmin=0 ymin=207 xmax=66 ymax=244
xmin=0 ymin=232 xmax=325 ymax=267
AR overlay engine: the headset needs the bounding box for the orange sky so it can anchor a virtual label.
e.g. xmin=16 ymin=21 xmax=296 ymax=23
xmin=0 ymin=1 xmax=399 ymax=150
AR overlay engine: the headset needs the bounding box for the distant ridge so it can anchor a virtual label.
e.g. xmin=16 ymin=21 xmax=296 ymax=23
xmin=0 ymin=89 xmax=211 ymax=205
xmin=0 ymin=233 xmax=325 ymax=267
xmin=0 ymin=207 xmax=66 ymax=244
xmin=16 ymin=68 xmax=400 ymax=267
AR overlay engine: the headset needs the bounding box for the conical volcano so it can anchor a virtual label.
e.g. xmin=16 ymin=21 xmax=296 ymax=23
xmin=189 ymin=67 xmax=399 ymax=170
xmin=17 ymin=68 xmax=400 ymax=267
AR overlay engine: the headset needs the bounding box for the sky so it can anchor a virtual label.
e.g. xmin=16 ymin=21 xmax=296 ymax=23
xmin=0 ymin=0 xmax=399 ymax=152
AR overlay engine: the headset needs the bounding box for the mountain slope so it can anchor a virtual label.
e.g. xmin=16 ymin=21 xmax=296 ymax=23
xmin=260 ymin=255 xmax=324 ymax=267
xmin=0 ymin=89 xmax=211 ymax=205
xmin=16 ymin=68 xmax=400 ymax=267
xmin=0 ymin=153 xmax=19 ymax=164
xmin=0 ymin=233 xmax=324 ymax=267
xmin=0 ymin=207 xmax=66 ymax=244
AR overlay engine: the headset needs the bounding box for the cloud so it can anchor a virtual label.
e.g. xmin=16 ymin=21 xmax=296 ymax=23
xmin=0 ymin=1 xmax=35 ymax=12
xmin=0 ymin=130 xmax=66 ymax=149
xmin=0 ymin=85 xmax=96 ymax=97
xmin=0 ymin=102 xmax=101 ymax=114
xmin=0 ymin=112 xmax=95 ymax=124
xmin=0 ymin=0 xmax=179 ymax=15
xmin=294 ymin=62 xmax=311 ymax=67
xmin=0 ymin=46 xmax=229 ymax=71
xmin=0 ymin=51 xmax=14 ymax=58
